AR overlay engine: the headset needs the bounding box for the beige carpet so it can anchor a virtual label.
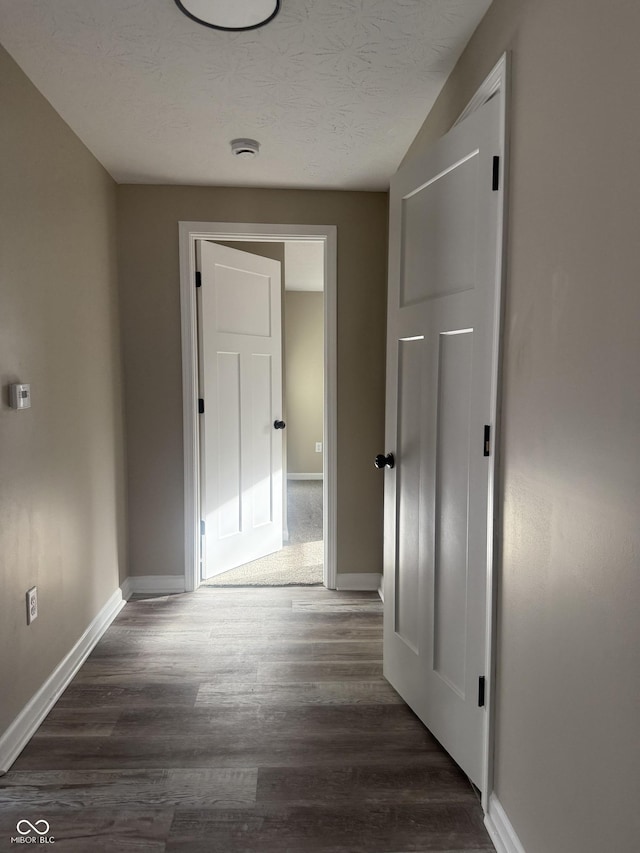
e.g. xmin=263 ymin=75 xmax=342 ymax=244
xmin=203 ymin=539 xmax=323 ymax=587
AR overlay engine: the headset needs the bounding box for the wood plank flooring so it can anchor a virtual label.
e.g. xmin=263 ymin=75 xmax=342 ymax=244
xmin=0 ymin=587 xmax=494 ymax=852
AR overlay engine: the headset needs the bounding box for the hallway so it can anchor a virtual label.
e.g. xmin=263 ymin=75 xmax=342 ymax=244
xmin=0 ymin=588 xmax=493 ymax=851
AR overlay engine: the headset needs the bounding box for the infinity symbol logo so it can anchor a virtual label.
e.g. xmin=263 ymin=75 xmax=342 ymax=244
xmin=16 ymin=819 xmax=50 ymax=835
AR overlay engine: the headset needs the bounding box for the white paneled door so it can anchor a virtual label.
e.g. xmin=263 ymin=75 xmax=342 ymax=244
xmin=198 ymin=241 xmax=283 ymax=579
xmin=382 ymin=96 xmax=501 ymax=788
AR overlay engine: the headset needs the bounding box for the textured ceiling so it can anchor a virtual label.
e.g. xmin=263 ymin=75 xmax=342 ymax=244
xmin=0 ymin=0 xmax=491 ymax=190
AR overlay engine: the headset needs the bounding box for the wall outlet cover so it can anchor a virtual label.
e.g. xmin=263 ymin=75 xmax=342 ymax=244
xmin=26 ymin=586 xmax=38 ymax=625
xmin=10 ymin=383 xmax=31 ymax=410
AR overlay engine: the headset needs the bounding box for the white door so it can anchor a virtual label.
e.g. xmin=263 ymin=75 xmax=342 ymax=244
xmin=382 ymin=96 xmax=501 ymax=788
xmin=199 ymin=241 xmax=283 ymax=579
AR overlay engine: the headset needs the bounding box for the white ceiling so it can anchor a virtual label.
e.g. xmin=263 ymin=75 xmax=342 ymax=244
xmin=0 ymin=0 xmax=491 ymax=190
xmin=285 ymin=241 xmax=324 ymax=291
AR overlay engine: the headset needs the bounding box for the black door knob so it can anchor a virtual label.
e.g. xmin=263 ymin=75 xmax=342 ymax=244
xmin=375 ymin=453 xmax=395 ymax=469
xmin=274 ymin=420 xmax=286 ymax=430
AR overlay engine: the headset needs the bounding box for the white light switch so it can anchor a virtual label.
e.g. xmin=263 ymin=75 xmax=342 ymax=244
xmin=10 ymin=384 xmax=31 ymax=410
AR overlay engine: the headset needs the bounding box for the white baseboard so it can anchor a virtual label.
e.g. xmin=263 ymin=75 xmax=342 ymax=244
xmin=287 ymin=473 xmax=323 ymax=480
xmin=377 ymin=583 xmax=384 ymax=602
xmin=485 ymin=793 xmax=526 ymax=853
xmin=0 ymin=586 xmax=125 ymax=775
xmin=120 ymin=576 xmax=133 ymax=601
xmin=335 ymin=572 xmax=382 ymax=591
xmin=124 ymin=575 xmax=186 ymax=596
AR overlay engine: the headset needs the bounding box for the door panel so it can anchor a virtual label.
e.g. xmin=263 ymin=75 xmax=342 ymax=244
xmin=395 ymin=336 xmax=424 ymax=653
xmin=250 ymin=353 xmax=274 ymax=529
xmin=214 ymin=265 xmax=272 ymax=336
xmin=383 ymin=96 xmax=501 ymax=788
xmin=401 ymin=153 xmax=479 ymax=305
xmin=433 ymin=329 xmax=473 ymax=695
xmin=199 ymin=241 xmax=283 ymax=579
xmin=215 ymin=351 xmax=241 ymax=539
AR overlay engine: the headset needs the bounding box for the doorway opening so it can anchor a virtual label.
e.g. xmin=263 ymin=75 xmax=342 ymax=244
xmin=178 ymin=222 xmax=337 ymax=593
xmin=201 ymin=239 xmax=326 ymax=587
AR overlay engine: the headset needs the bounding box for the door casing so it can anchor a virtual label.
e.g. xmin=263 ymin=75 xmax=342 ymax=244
xmin=179 ymin=222 xmax=338 ymax=591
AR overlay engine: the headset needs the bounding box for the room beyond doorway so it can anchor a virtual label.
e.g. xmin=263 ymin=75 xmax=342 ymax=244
xmin=204 ymin=480 xmax=323 ymax=587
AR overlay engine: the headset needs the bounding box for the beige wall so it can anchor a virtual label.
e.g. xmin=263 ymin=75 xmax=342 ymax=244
xmin=405 ymin=1 xmax=640 ymax=850
xmin=285 ymin=291 xmax=324 ymax=475
xmin=0 ymin=46 xmax=126 ymax=734
xmin=117 ymin=188 xmax=388 ymax=578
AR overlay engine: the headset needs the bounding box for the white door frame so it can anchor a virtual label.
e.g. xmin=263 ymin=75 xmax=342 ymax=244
xmin=179 ymin=221 xmax=338 ymax=593
xmin=454 ymin=55 xmax=509 ymax=810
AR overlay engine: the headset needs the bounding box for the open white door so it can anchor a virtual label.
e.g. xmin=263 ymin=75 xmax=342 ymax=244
xmin=199 ymin=241 xmax=283 ymax=579
xmin=382 ymin=95 xmax=501 ymax=788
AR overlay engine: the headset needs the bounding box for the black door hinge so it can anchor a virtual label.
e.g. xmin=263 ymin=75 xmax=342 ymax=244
xmin=195 ymin=271 xmax=202 ymax=288
xmin=198 ymin=398 xmax=205 ymax=414
xmin=478 ymin=676 xmax=486 ymax=707
xmin=492 ymin=156 xmax=500 ymax=191
xmin=200 ymin=519 xmax=205 ymax=536
xmin=483 ymin=425 xmax=491 ymax=457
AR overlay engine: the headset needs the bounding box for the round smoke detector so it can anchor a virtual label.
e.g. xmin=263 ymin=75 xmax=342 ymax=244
xmin=230 ymin=138 xmax=260 ymax=159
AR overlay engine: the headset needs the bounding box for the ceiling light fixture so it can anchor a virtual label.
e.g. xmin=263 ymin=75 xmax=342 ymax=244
xmin=174 ymin=0 xmax=280 ymax=32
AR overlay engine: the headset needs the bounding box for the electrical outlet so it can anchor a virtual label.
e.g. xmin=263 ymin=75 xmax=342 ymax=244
xmin=26 ymin=586 xmax=38 ymax=625
xmin=315 ymin=442 xmax=323 ymax=453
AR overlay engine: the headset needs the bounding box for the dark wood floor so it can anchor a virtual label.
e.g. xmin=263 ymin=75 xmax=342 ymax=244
xmin=0 ymin=587 xmax=494 ymax=852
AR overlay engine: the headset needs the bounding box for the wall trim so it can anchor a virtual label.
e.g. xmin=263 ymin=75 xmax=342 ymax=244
xmin=124 ymin=575 xmax=186 ymax=596
xmin=179 ymin=221 xmax=338 ymax=593
xmin=287 ymin=473 xmax=323 ymax=480
xmin=335 ymin=572 xmax=382 ymax=592
xmin=0 ymin=587 xmax=125 ymax=775
xmin=485 ymin=794 xmax=527 ymax=853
